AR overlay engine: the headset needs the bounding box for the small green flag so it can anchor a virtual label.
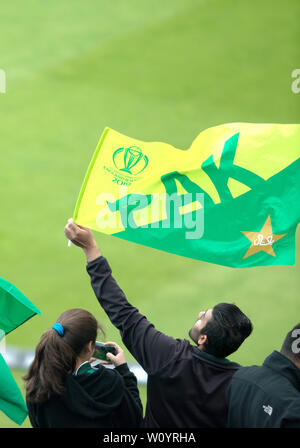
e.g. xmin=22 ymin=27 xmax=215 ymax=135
xmin=0 ymin=354 xmax=28 ymax=425
xmin=0 ymin=277 xmax=41 ymax=425
xmin=0 ymin=277 xmax=41 ymax=335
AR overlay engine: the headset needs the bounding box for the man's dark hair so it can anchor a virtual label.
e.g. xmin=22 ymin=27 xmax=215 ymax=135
xmin=200 ymin=303 xmax=253 ymax=358
xmin=280 ymin=323 xmax=300 ymax=363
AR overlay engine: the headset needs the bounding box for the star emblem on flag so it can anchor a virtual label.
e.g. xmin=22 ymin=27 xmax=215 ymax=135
xmin=241 ymin=215 xmax=287 ymax=259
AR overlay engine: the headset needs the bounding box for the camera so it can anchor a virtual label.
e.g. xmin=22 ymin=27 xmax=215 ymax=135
xmin=93 ymin=341 xmax=117 ymax=361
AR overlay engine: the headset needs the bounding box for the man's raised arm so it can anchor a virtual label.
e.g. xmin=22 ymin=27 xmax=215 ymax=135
xmin=64 ymin=219 xmax=184 ymax=374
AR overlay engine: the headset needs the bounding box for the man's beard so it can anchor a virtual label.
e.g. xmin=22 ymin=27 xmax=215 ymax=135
xmin=188 ymin=326 xmax=198 ymax=345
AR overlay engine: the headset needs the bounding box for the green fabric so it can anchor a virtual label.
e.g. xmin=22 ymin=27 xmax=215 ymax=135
xmin=0 ymin=277 xmax=41 ymax=425
xmin=112 ymin=158 xmax=300 ymax=268
xmin=200 ymin=350 xmax=230 ymax=364
xmin=0 ymin=354 xmax=27 ymax=425
xmin=0 ymin=277 xmax=41 ymax=335
xmin=75 ymin=362 xmax=95 ymax=376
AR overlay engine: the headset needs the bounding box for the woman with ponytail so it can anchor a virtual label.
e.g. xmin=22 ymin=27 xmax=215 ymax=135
xmin=23 ymin=308 xmax=143 ymax=428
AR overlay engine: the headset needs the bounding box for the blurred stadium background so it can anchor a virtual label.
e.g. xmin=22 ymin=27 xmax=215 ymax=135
xmin=0 ymin=0 xmax=299 ymax=427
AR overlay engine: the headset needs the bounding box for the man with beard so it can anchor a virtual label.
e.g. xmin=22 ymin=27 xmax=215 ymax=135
xmin=64 ymin=219 xmax=253 ymax=428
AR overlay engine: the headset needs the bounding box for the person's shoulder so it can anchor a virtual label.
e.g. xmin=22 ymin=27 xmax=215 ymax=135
xmin=191 ymin=347 xmax=241 ymax=371
xmin=68 ymin=363 xmax=107 ymax=385
xmin=174 ymin=338 xmax=195 ymax=357
xmin=233 ymin=362 xmax=261 ymax=374
xmin=230 ymin=363 xmax=266 ymax=389
xmin=66 ymin=364 xmax=125 ymax=397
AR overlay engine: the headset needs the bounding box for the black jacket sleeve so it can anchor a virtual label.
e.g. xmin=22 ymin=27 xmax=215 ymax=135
xmin=114 ymin=363 xmax=143 ymax=427
xmin=86 ymin=256 xmax=185 ymax=375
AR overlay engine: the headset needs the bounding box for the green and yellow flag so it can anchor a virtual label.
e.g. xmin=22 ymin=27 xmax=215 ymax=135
xmin=73 ymin=123 xmax=300 ymax=268
xmin=0 ymin=277 xmax=41 ymax=425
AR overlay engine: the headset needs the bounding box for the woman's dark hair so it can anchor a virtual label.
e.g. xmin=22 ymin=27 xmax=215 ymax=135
xmin=200 ymin=303 xmax=253 ymax=358
xmin=23 ymin=308 xmax=104 ymax=403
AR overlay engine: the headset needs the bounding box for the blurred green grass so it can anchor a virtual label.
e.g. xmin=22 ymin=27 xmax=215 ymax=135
xmin=0 ymin=0 xmax=299 ymax=428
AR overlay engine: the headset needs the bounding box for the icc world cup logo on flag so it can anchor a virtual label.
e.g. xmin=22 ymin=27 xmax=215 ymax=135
xmin=112 ymin=146 xmax=149 ymax=175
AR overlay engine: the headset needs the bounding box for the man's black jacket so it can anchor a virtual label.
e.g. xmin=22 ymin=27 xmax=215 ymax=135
xmin=87 ymin=256 xmax=241 ymax=428
xmin=226 ymin=350 xmax=300 ymax=427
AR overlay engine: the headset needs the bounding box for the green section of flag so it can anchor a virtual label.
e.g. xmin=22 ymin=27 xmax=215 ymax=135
xmin=0 ymin=278 xmax=41 ymax=425
xmin=0 ymin=277 xmax=41 ymax=336
xmin=111 ymin=158 xmax=300 ymax=268
xmin=0 ymin=354 xmax=28 ymax=425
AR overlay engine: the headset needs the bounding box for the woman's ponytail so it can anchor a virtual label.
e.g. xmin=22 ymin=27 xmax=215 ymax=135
xmin=23 ymin=309 xmax=104 ymax=403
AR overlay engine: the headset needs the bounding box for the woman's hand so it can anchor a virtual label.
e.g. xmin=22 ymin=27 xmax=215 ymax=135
xmin=104 ymin=341 xmax=126 ymax=367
